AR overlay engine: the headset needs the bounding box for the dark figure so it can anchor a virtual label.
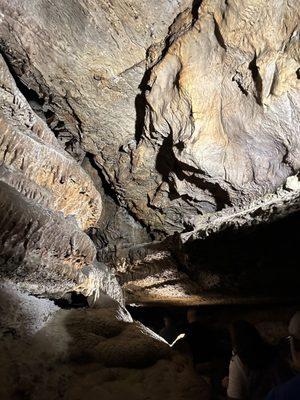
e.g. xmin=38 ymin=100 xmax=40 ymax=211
xmin=267 ymin=312 xmax=300 ymax=399
xmin=184 ymin=308 xmax=217 ymax=367
xmin=225 ymin=320 xmax=292 ymax=400
xmin=159 ymin=315 xmax=178 ymax=344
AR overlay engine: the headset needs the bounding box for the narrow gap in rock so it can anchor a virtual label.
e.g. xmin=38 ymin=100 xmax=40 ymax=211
xmin=213 ymin=16 xmax=227 ymax=50
xmin=192 ymin=0 xmax=203 ymax=22
xmin=86 ymin=152 xmax=120 ymax=205
xmin=0 ymin=50 xmax=45 ymax=107
xmin=135 ymin=68 xmax=152 ymax=143
xmin=249 ymin=54 xmax=263 ymax=105
xmin=232 ymin=74 xmax=248 ymax=96
xmin=0 ymin=50 xmax=83 ymax=161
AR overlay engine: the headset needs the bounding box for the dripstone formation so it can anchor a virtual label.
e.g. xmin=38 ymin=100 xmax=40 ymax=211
xmin=0 ymin=0 xmax=299 ymax=303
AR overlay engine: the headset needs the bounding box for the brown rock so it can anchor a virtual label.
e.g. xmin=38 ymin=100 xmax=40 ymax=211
xmin=0 ymin=55 xmax=102 ymax=229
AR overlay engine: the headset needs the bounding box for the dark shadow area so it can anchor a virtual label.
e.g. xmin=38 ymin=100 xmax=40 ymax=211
xmin=0 ymin=48 xmax=45 ymax=105
xmin=128 ymin=302 xmax=300 ymax=398
xmin=249 ymin=54 xmax=263 ymax=105
xmin=176 ymin=167 xmax=232 ymax=210
xmin=128 ymin=303 xmax=300 ymax=335
xmin=53 ymin=292 xmax=89 ymax=309
xmin=185 ymin=210 xmax=300 ymax=299
xmin=192 ymin=0 xmax=203 ymax=22
xmin=86 ymin=152 xmax=120 ymax=205
xmin=0 ymin=47 xmax=79 ymax=157
xmin=134 ymin=68 xmax=152 ymax=143
xmin=232 ymin=72 xmax=248 ymax=96
xmin=155 ymin=135 xmax=176 ymax=180
xmin=213 ymin=16 xmax=227 ymax=50
xmin=155 ymin=135 xmax=232 ymax=208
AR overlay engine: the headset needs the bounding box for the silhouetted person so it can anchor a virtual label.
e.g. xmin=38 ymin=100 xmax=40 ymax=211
xmin=159 ymin=315 xmax=178 ymax=344
xmin=267 ymin=312 xmax=300 ymax=399
xmin=225 ymin=320 xmax=292 ymax=400
xmin=184 ymin=308 xmax=216 ymax=367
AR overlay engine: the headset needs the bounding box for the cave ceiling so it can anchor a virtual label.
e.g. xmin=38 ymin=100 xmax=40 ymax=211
xmin=0 ymin=0 xmax=299 ymax=305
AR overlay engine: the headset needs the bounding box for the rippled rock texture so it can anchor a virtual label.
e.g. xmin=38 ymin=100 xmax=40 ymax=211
xmin=0 ymin=0 xmax=299 ymax=304
xmin=1 ymin=0 xmax=299 ymax=236
xmin=132 ymin=0 xmax=300 ymax=233
xmin=0 ymin=54 xmax=124 ymax=301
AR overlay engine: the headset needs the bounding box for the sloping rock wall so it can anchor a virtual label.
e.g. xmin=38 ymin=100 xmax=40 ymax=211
xmin=0 ymin=54 xmax=102 ymax=229
xmin=0 ymin=282 xmax=210 ymax=400
xmin=0 ymin=54 xmax=124 ymax=300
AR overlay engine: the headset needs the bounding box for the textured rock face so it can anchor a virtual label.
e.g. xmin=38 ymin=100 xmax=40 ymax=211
xmin=0 ymin=54 xmax=102 ymax=229
xmin=0 ymin=0 xmax=190 ymax=164
xmin=0 ymin=0 xmax=299 ymax=304
xmin=0 ymin=54 xmax=124 ymax=300
xmin=0 ymin=0 xmax=299 ymax=236
xmin=117 ymin=183 xmax=300 ymax=305
xmin=128 ymin=0 xmax=300 ymax=233
xmin=0 ymin=283 xmax=210 ymax=400
xmin=0 ymin=181 xmax=96 ymax=295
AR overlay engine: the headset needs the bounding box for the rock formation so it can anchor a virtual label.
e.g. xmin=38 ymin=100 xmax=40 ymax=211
xmin=1 ymin=0 xmax=299 ymax=236
xmin=0 ymin=282 xmax=210 ymax=400
xmin=0 ymin=2 xmax=299 ymax=399
xmin=0 ymin=54 xmax=123 ymax=301
xmin=0 ymin=0 xmax=299 ymax=303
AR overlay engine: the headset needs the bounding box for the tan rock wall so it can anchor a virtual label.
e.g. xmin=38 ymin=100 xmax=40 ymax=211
xmin=0 ymin=55 xmax=102 ymax=229
xmin=0 ymin=55 xmax=107 ymax=297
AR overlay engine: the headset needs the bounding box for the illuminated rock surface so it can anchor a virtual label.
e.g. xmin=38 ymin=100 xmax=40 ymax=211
xmin=1 ymin=0 xmax=299 ymax=235
xmin=0 ymin=2 xmax=299 ymax=399
xmin=0 ymin=283 xmax=209 ymax=400
xmin=0 ymin=0 xmax=299 ymax=307
xmin=0 ymin=54 xmax=123 ymax=301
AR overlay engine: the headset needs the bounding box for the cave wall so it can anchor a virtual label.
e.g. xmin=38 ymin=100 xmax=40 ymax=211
xmin=0 ymin=0 xmax=298 ymax=236
xmin=0 ymin=0 xmax=299 ymax=304
xmin=0 ymin=54 xmax=123 ymax=301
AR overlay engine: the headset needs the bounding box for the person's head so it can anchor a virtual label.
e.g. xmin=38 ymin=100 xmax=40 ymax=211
xmin=187 ymin=308 xmax=198 ymax=324
xmin=288 ymin=311 xmax=300 ymax=370
xmin=163 ymin=315 xmax=173 ymax=327
xmin=231 ymin=320 xmax=272 ymax=370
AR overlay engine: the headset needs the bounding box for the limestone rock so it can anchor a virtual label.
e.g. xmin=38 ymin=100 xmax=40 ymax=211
xmin=126 ymin=0 xmax=300 ymax=233
xmin=82 ymin=157 xmax=150 ymax=263
xmin=0 ymin=55 xmax=121 ymax=300
xmin=117 ymin=181 xmax=300 ymax=305
xmin=0 ymin=181 xmax=97 ymax=295
xmin=0 ymin=0 xmax=300 ymax=304
xmin=1 ymin=0 xmax=299 ymax=237
xmin=0 ymin=283 xmax=210 ymax=400
xmin=0 ymin=0 xmax=190 ymax=170
xmin=0 ymin=55 xmax=102 ymax=229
